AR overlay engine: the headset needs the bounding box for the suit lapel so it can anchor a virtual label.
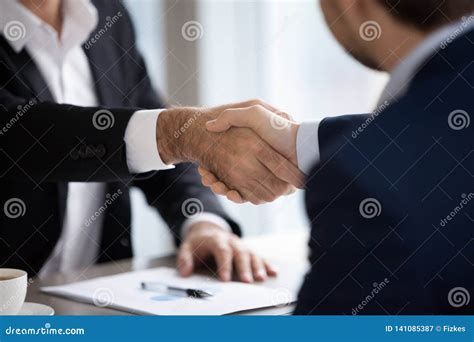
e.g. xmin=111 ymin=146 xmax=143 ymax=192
xmin=0 ymin=39 xmax=54 ymax=102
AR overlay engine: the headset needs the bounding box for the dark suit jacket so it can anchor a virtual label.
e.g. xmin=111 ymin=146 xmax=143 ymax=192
xmin=295 ymin=29 xmax=473 ymax=314
xmin=0 ymin=0 xmax=239 ymax=276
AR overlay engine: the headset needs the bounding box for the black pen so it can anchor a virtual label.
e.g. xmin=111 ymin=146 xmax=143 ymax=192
xmin=140 ymin=282 xmax=213 ymax=298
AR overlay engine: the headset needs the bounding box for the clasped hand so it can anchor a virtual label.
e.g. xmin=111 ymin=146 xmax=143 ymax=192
xmin=157 ymin=99 xmax=303 ymax=205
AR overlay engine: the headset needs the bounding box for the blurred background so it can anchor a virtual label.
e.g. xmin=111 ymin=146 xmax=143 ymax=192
xmin=123 ymin=0 xmax=389 ymax=258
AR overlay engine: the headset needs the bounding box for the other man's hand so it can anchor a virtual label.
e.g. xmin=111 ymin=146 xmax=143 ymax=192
xmin=200 ymin=105 xmax=302 ymax=203
xmin=177 ymin=222 xmax=277 ymax=282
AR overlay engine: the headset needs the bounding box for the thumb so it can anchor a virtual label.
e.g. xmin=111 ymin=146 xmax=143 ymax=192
xmin=177 ymin=242 xmax=194 ymax=277
xmin=206 ymin=108 xmax=256 ymax=133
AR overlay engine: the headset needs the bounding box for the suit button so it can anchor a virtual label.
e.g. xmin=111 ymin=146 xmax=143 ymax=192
xmin=85 ymin=145 xmax=94 ymax=158
xmin=78 ymin=145 xmax=88 ymax=158
xmin=95 ymin=144 xmax=106 ymax=158
xmin=120 ymin=238 xmax=129 ymax=247
xmin=70 ymin=149 xmax=79 ymax=160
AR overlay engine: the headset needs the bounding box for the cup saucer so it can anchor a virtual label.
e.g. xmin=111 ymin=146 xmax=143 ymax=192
xmin=17 ymin=302 xmax=54 ymax=316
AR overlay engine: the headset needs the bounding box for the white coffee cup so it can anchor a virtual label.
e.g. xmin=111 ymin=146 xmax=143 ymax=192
xmin=0 ymin=268 xmax=27 ymax=315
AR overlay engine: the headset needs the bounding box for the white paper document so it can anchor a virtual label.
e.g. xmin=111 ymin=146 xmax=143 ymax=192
xmin=41 ymin=267 xmax=296 ymax=315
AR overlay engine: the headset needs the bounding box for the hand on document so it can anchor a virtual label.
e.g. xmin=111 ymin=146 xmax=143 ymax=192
xmin=178 ymin=222 xmax=277 ymax=283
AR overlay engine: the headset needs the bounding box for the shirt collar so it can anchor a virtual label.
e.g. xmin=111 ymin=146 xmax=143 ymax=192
xmin=377 ymin=15 xmax=474 ymax=106
xmin=0 ymin=0 xmax=98 ymax=54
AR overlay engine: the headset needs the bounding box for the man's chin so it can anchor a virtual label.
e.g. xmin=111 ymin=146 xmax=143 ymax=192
xmin=347 ymin=49 xmax=385 ymax=72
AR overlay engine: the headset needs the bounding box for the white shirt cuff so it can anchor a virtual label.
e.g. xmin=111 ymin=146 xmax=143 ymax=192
xmin=180 ymin=212 xmax=232 ymax=239
xmin=296 ymin=120 xmax=321 ymax=174
xmin=124 ymin=109 xmax=175 ymax=173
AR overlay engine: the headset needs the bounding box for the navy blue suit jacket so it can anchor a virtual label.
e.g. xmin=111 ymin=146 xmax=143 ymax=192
xmin=295 ymin=30 xmax=473 ymax=314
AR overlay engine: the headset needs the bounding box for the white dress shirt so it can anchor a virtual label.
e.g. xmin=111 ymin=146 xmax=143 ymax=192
xmin=0 ymin=0 xmax=229 ymax=276
xmin=296 ymin=18 xmax=474 ymax=174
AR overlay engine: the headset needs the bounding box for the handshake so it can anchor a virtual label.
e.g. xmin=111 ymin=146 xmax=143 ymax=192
xmin=156 ymin=99 xmax=304 ymax=204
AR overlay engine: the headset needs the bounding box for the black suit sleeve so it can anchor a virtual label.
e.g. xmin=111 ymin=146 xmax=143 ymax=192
xmin=0 ymin=90 xmax=137 ymax=183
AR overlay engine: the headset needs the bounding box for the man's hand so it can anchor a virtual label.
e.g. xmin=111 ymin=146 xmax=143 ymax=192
xmin=199 ymin=105 xmax=301 ymax=203
xmin=177 ymin=222 xmax=277 ymax=282
xmin=156 ymin=100 xmax=305 ymax=204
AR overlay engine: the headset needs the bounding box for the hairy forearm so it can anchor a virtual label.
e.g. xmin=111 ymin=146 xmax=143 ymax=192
xmin=156 ymin=107 xmax=218 ymax=164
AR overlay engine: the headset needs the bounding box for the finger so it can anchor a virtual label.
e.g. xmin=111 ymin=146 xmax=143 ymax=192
xmin=226 ymin=190 xmax=246 ymax=203
xmin=213 ymin=243 xmax=233 ymax=282
xmin=275 ymin=111 xmax=293 ymax=121
xmin=198 ymin=167 xmax=219 ymax=183
xmin=226 ymin=99 xmax=279 ymax=113
xmin=233 ymin=246 xmax=253 ymax=283
xmin=251 ymin=254 xmax=267 ymax=282
xmin=201 ymin=175 xmax=214 ymax=187
xmin=257 ymin=146 xmax=306 ymax=189
xmin=177 ymin=242 xmax=194 ymax=277
xmin=264 ymin=260 xmax=278 ymax=277
xmin=206 ymin=106 xmax=268 ymax=133
xmin=210 ymin=181 xmax=231 ymax=196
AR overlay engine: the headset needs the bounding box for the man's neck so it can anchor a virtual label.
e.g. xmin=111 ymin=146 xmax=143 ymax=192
xmin=20 ymin=0 xmax=62 ymax=34
xmin=374 ymin=25 xmax=427 ymax=72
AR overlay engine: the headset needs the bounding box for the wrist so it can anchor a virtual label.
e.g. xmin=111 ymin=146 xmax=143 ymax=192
xmin=156 ymin=107 xmax=211 ymax=164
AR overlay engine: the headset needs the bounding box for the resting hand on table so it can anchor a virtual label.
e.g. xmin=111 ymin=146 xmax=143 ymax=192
xmin=199 ymin=105 xmax=301 ymax=203
xmin=177 ymin=221 xmax=277 ymax=283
